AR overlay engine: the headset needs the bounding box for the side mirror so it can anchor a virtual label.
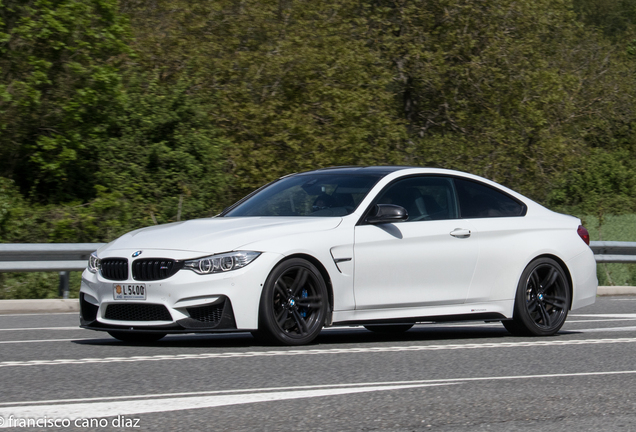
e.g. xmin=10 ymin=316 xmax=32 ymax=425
xmin=365 ymin=204 xmax=408 ymax=224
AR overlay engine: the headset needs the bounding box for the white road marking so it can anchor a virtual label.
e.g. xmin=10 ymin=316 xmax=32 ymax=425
xmin=0 ymin=369 xmax=633 ymax=408
xmin=0 ymin=383 xmax=454 ymax=425
xmin=0 ymin=382 xmax=455 ymax=407
xmin=0 ymin=312 xmax=77 ymax=317
xmin=0 ymin=327 xmax=78 ymax=332
xmin=2 ymin=370 xmax=636 ymax=422
xmin=0 ymin=339 xmax=92 ymax=344
xmin=0 ymin=314 xmax=632 ymax=334
xmin=2 ymin=337 xmax=636 ymax=368
xmin=564 ymin=319 xmax=636 ymax=324
xmin=573 ymin=326 xmax=636 ymax=333
xmin=1 ymin=319 xmax=636 ymax=344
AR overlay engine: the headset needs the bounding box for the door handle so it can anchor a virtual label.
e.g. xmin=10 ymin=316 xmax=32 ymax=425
xmin=450 ymin=228 xmax=471 ymax=238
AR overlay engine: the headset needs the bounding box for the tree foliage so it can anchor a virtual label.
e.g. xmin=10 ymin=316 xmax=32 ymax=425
xmin=0 ymin=0 xmax=131 ymax=202
xmin=364 ymin=0 xmax=636 ymax=201
xmin=573 ymin=0 xmax=636 ymax=41
xmin=2 ymin=0 xmax=636 ymax=296
xmin=123 ymin=0 xmax=407 ymax=195
xmin=95 ymin=71 xmax=229 ymax=224
xmin=549 ymin=148 xmax=636 ymax=218
xmin=121 ymin=0 xmax=636 ymax=203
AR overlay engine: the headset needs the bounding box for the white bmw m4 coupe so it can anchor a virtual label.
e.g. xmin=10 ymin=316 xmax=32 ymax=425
xmin=80 ymin=166 xmax=598 ymax=345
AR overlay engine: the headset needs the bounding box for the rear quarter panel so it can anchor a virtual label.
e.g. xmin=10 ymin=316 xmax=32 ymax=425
xmin=467 ymin=208 xmax=597 ymax=311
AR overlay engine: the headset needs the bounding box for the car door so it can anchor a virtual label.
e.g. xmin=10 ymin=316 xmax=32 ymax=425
xmin=353 ymin=176 xmax=479 ymax=310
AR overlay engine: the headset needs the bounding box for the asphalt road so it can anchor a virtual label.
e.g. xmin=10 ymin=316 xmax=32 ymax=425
xmin=1 ymin=297 xmax=636 ymax=431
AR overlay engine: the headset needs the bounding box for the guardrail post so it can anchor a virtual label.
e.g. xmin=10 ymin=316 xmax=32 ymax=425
xmin=58 ymin=271 xmax=70 ymax=299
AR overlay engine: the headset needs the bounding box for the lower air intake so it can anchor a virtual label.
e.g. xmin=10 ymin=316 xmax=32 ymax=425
xmin=187 ymin=303 xmax=225 ymax=324
xmin=80 ymin=293 xmax=98 ymax=322
xmin=105 ymin=304 xmax=172 ymax=321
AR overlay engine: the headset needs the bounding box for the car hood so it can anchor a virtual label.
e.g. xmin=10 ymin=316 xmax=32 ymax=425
xmin=103 ymin=217 xmax=343 ymax=255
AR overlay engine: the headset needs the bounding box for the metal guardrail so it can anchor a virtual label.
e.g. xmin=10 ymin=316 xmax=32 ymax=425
xmin=0 ymin=243 xmax=105 ymax=299
xmin=0 ymin=243 xmax=105 ymax=272
xmin=590 ymin=241 xmax=636 ymax=263
xmin=0 ymin=241 xmax=633 ymax=298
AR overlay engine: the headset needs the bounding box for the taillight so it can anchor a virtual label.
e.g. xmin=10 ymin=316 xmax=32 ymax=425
xmin=577 ymin=225 xmax=590 ymax=246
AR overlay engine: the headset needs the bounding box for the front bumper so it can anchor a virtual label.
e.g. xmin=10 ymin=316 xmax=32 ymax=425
xmin=79 ymin=250 xmax=283 ymax=333
xmin=80 ymin=293 xmax=239 ymax=333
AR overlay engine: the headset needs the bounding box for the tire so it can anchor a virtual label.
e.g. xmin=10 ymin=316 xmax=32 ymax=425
xmin=107 ymin=331 xmax=166 ymax=343
xmin=257 ymin=258 xmax=328 ymax=346
xmin=504 ymin=257 xmax=571 ymax=336
xmin=364 ymin=324 xmax=413 ymax=333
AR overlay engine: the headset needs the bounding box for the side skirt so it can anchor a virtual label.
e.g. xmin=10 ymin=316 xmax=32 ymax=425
xmin=333 ymin=312 xmax=506 ymax=327
xmin=331 ymin=300 xmax=514 ymax=326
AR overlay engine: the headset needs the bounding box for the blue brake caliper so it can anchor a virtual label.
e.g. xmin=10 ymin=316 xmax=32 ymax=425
xmin=300 ymin=289 xmax=308 ymax=318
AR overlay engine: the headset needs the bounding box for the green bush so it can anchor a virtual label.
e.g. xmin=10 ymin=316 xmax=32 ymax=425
xmin=0 ymin=272 xmax=82 ymax=300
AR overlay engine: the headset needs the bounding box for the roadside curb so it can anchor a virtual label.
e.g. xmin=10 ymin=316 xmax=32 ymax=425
xmin=0 ymin=286 xmax=633 ymax=315
xmin=597 ymin=286 xmax=636 ymax=296
xmin=0 ymin=299 xmax=79 ymax=315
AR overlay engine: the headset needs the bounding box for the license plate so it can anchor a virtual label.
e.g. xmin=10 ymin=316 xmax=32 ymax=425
xmin=113 ymin=283 xmax=146 ymax=300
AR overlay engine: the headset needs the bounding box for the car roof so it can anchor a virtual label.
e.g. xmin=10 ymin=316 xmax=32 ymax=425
xmin=289 ymin=166 xmax=538 ymax=208
xmin=293 ymin=166 xmax=413 ymax=176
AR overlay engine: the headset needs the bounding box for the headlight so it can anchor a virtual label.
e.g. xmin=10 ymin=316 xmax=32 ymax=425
xmin=183 ymin=251 xmax=261 ymax=275
xmin=88 ymin=252 xmax=101 ymax=273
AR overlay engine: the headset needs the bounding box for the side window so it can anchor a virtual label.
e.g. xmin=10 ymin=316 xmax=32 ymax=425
xmin=454 ymin=178 xmax=526 ymax=218
xmin=375 ymin=176 xmax=458 ymax=222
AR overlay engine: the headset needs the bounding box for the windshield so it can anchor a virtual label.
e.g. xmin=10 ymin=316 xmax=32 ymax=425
xmin=222 ymin=173 xmax=382 ymax=217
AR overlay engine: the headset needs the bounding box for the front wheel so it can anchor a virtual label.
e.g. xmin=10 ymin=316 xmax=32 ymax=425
xmin=257 ymin=258 xmax=328 ymax=345
xmin=504 ymin=257 xmax=571 ymax=336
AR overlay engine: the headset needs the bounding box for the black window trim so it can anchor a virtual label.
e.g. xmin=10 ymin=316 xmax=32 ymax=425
xmin=357 ymin=174 xmax=527 ymax=225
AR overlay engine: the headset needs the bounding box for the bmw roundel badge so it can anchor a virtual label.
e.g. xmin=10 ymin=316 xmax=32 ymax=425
xmin=132 ymin=250 xmax=143 ymax=257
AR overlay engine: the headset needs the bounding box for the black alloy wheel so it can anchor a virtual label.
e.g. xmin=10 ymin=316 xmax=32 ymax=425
xmin=107 ymin=331 xmax=166 ymax=343
xmin=256 ymin=258 xmax=328 ymax=345
xmin=504 ymin=257 xmax=570 ymax=336
xmin=364 ymin=324 xmax=414 ymax=333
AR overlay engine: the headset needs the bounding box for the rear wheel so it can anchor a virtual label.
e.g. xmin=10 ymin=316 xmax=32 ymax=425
xmin=257 ymin=258 xmax=328 ymax=345
xmin=107 ymin=331 xmax=166 ymax=343
xmin=364 ymin=324 xmax=413 ymax=333
xmin=504 ymin=257 xmax=570 ymax=336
